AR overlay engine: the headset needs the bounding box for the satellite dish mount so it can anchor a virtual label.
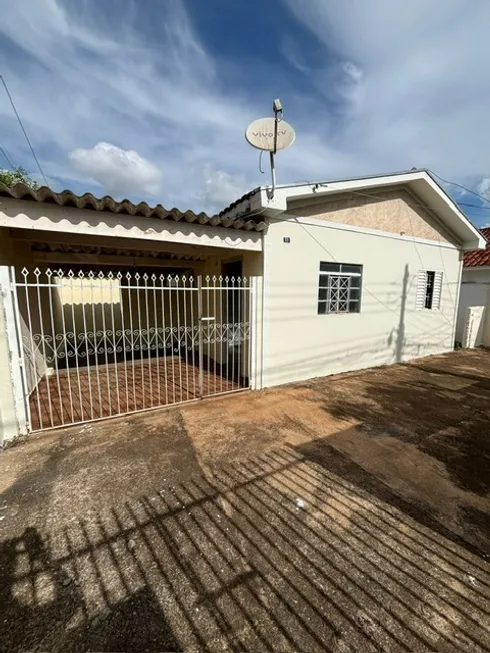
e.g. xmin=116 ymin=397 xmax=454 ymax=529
xmin=245 ymin=99 xmax=296 ymax=199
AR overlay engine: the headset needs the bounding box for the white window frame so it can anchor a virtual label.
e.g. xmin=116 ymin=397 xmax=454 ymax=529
xmin=318 ymin=262 xmax=363 ymax=315
xmin=416 ymin=270 xmax=443 ymax=310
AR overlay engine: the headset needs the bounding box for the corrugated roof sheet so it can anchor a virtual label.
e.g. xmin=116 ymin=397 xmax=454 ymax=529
xmin=464 ymin=227 xmax=490 ymax=267
xmin=0 ymin=182 xmax=266 ymax=232
xmin=217 ymin=188 xmax=258 ymax=217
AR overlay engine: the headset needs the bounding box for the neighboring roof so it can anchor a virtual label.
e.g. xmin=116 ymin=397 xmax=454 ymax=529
xmin=218 ymin=169 xmax=486 ymax=250
xmin=464 ymin=228 xmax=490 ymax=267
xmin=0 ymin=182 xmax=267 ymax=232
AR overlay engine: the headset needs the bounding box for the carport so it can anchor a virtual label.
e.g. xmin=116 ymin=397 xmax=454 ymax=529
xmin=0 ymin=184 xmax=264 ymax=439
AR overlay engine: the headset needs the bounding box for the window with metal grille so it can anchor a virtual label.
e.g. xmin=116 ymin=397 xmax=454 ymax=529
xmin=416 ymin=270 xmax=442 ymax=310
xmin=318 ymin=262 xmax=363 ymax=314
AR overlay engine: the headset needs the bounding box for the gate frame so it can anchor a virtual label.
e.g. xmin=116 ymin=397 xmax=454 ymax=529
xmin=9 ymin=268 xmax=258 ymax=434
xmin=1 ymin=265 xmax=29 ymax=436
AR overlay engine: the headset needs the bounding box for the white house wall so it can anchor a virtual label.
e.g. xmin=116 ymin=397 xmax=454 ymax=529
xmin=261 ymin=216 xmax=462 ymax=388
xmin=456 ymin=268 xmax=490 ymax=346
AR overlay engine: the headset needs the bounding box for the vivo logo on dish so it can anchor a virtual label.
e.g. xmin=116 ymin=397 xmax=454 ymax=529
xmin=245 ymin=117 xmax=296 ymax=152
xmin=252 ymin=129 xmax=288 ymax=139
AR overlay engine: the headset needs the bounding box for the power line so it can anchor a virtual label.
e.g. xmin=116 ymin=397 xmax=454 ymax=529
xmin=267 ymin=211 xmax=457 ymax=339
xmin=428 ymin=170 xmax=490 ymax=207
xmin=295 ymin=175 xmax=490 ymax=212
xmin=0 ymin=146 xmax=14 ymax=170
xmin=294 ymin=181 xmax=490 ymax=226
xmin=458 ymin=202 xmax=490 ymax=211
xmin=0 ymin=74 xmax=48 ymax=186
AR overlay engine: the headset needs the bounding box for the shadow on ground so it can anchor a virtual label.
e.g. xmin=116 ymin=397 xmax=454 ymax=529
xmin=2 ymin=350 xmax=490 ymax=651
xmin=298 ymin=350 xmax=490 ymax=497
xmin=1 ymin=446 xmax=490 ymax=653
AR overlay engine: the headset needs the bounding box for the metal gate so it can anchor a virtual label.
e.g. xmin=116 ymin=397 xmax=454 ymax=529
xmin=11 ymin=267 xmax=254 ymax=432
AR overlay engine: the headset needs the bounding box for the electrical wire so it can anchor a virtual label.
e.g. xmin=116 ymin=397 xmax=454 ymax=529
xmin=283 ymin=214 xmax=455 ymax=339
xmin=303 ymin=185 xmax=490 ymax=240
xmin=307 ymin=184 xmax=468 ymax=327
xmin=0 ymin=74 xmax=48 ymax=186
xmin=291 ymin=173 xmax=490 ymax=210
xmin=237 ymin=173 xmax=480 ymax=338
xmin=263 ymin=190 xmax=461 ymax=337
xmin=458 ymin=202 xmax=490 ymax=211
xmin=258 ymin=151 xmax=265 ymax=175
xmin=428 ymin=170 xmax=490 ymax=207
xmin=288 ymin=178 xmax=490 ymax=214
xmin=0 ymin=146 xmax=14 ymax=170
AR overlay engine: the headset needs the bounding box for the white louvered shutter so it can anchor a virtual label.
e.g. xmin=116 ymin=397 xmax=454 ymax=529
xmin=432 ymin=271 xmax=443 ymax=310
xmin=416 ymin=271 xmax=426 ymax=310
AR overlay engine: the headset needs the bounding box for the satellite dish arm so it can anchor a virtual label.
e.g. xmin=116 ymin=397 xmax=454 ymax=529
xmin=269 ymin=100 xmax=281 ymax=198
xmin=269 ymin=151 xmax=276 ymax=199
xmin=273 ymin=111 xmax=278 ymax=155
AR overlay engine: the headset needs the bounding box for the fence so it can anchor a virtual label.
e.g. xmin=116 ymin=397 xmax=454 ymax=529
xmin=11 ymin=267 xmax=255 ymax=431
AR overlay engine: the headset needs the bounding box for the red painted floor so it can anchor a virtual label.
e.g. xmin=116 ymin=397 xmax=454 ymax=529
xmin=29 ymin=356 xmax=241 ymax=430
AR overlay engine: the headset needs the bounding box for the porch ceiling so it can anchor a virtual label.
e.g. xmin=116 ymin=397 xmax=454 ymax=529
xmin=9 ymin=229 xmax=251 ymax=267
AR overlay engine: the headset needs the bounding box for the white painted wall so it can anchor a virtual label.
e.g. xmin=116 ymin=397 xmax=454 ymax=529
xmin=261 ymin=216 xmax=462 ymax=387
xmin=455 ymin=267 xmax=490 ymax=347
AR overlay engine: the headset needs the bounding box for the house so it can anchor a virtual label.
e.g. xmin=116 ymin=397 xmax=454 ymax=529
xmin=0 ymin=169 xmax=484 ymax=444
xmin=455 ymin=227 xmax=490 ymax=347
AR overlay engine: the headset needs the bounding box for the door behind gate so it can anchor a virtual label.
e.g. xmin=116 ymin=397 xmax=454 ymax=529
xmin=11 ymin=267 xmax=254 ymax=432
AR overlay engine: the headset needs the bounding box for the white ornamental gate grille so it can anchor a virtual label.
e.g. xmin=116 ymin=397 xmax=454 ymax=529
xmin=11 ymin=267 xmax=254 ymax=432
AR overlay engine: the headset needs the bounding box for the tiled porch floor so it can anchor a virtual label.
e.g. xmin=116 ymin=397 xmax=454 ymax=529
xmin=29 ymin=356 xmax=240 ymax=430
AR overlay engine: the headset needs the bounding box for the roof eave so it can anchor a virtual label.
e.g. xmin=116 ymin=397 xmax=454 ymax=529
xmin=249 ymin=170 xmax=485 ymax=251
xmin=0 ymin=182 xmax=266 ymax=233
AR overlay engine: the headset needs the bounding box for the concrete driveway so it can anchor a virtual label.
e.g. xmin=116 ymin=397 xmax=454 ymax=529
xmin=1 ymin=349 xmax=489 ymax=652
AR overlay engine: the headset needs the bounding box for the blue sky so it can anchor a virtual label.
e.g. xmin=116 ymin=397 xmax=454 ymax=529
xmin=1 ymin=0 xmax=490 ymax=226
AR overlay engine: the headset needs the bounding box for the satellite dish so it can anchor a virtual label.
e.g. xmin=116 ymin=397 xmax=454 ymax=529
xmin=245 ymin=117 xmax=296 ymax=152
xmin=245 ymin=99 xmax=295 ymax=199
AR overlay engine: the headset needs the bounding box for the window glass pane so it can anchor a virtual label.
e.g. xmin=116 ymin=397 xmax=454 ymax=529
xmin=425 ymin=270 xmax=435 ymax=309
xmin=341 ymin=264 xmax=362 ymax=275
xmin=318 ymin=261 xmax=363 ymax=314
xmin=320 ymin=262 xmax=340 ymax=273
xmin=318 ymin=301 xmax=327 ymax=314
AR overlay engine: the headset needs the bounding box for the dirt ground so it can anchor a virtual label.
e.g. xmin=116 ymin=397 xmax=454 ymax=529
xmin=1 ymin=349 xmax=489 ymax=652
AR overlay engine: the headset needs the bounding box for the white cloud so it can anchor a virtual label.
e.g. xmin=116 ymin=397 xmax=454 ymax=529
xmin=69 ymin=142 xmax=162 ymax=197
xmin=281 ymin=0 xmax=490 ymax=181
xmin=201 ymin=165 xmax=248 ymax=212
xmin=476 ymin=178 xmax=490 ymax=201
xmin=281 ymin=35 xmax=310 ymax=73
xmin=0 ymin=0 xmax=258 ymax=207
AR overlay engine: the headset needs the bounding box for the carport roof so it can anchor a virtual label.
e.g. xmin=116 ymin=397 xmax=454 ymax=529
xmin=0 ymin=182 xmax=267 ymax=232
